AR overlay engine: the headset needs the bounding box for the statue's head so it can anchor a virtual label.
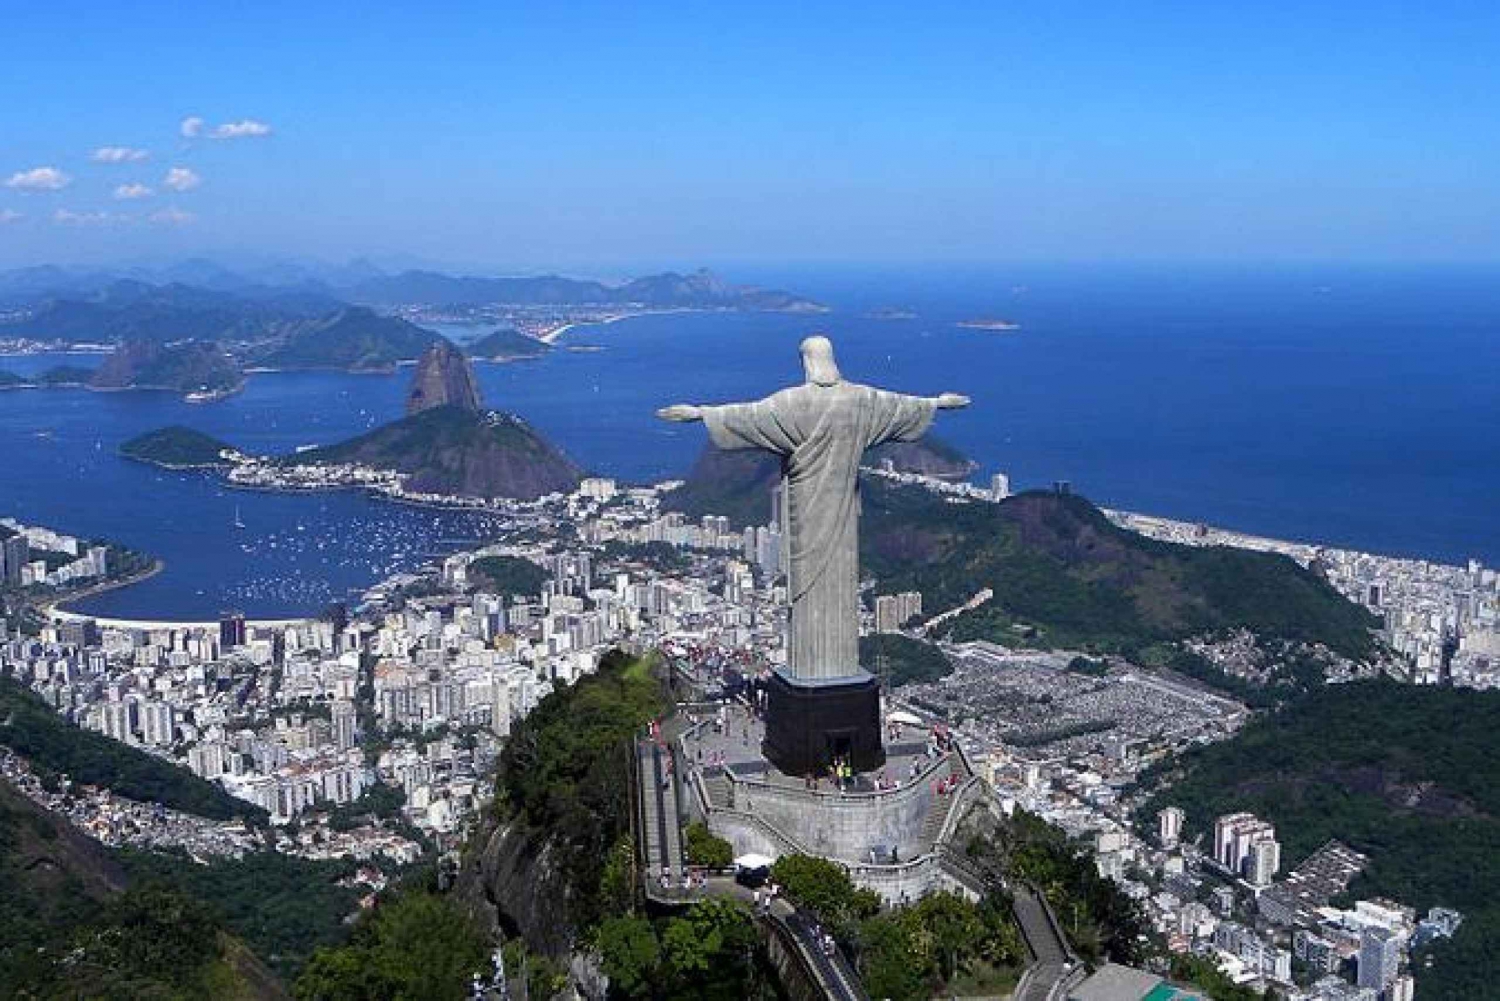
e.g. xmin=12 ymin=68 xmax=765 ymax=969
xmin=800 ymin=335 xmax=842 ymax=386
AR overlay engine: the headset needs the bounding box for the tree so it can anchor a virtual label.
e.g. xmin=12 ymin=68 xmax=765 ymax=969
xmin=857 ymin=912 xmax=934 ymax=1001
xmin=909 ymin=891 xmax=985 ymax=982
xmin=597 ymin=915 xmax=660 ymax=998
xmin=294 ymin=891 xmax=489 ymax=1001
xmin=659 ymin=900 xmax=757 ymax=999
xmin=684 ymin=821 xmax=733 ymax=868
xmin=769 ymin=854 xmax=879 ymax=929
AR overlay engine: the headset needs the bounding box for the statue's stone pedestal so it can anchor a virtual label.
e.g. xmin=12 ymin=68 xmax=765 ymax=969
xmin=763 ymin=669 xmax=885 ymax=776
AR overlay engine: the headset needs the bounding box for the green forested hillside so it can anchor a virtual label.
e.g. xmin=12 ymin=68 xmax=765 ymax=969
xmin=252 ymin=307 xmax=438 ymax=370
xmin=284 ymin=404 xmax=582 ymax=499
xmin=859 ymin=633 xmax=953 ymax=687
xmin=495 ymin=649 xmax=665 ymax=928
xmin=120 ymin=424 xmax=239 ymax=467
xmin=1138 ymin=680 xmax=1500 ymax=1000
xmin=466 ymin=328 xmax=550 ymax=360
xmin=861 ymin=482 xmax=1377 ymax=661
xmin=0 ymin=779 xmax=286 ymax=998
xmin=90 ymin=338 xmax=245 ymax=392
xmin=0 ymin=674 xmax=264 ymax=821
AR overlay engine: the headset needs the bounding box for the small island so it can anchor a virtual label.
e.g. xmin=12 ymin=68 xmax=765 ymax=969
xmin=119 ymin=426 xmax=243 ymax=469
xmin=863 ymin=306 xmax=918 ymax=320
xmin=956 ymin=317 xmax=1021 ymax=331
xmin=91 ymin=339 xmax=246 ymax=396
xmin=464 ymin=328 xmax=551 ymax=362
xmin=0 ymin=365 xmax=98 ymax=390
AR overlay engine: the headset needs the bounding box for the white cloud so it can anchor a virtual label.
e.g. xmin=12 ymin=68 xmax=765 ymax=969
xmin=5 ymin=167 xmax=71 ymax=191
xmin=211 ymin=118 xmax=272 ymax=139
xmin=114 ymin=183 xmax=154 ymax=200
xmin=91 ymin=146 xmax=149 ymax=163
xmin=0 ymin=209 xmax=22 ymax=224
xmin=150 ymin=206 xmax=195 ymax=225
xmin=163 ymin=167 xmax=201 ymax=192
xmin=181 ymin=115 xmax=273 ymax=140
xmin=53 ymin=208 xmax=117 ymax=225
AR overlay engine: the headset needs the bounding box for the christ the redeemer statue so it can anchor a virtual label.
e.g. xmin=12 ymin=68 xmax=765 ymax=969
xmin=659 ymin=335 xmax=968 ymax=774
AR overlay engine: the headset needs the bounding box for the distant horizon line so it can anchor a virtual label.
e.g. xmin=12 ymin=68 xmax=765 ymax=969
xmin=5 ymin=255 xmax=1500 ymax=278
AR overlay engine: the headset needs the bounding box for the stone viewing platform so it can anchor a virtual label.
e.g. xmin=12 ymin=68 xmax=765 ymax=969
xmin=673 ymin=700 xmax=986 ymax=904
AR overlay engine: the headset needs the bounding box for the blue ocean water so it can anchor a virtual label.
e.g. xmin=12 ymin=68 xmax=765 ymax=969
xmin=1 ymin=264 xmax=1496 ymax=620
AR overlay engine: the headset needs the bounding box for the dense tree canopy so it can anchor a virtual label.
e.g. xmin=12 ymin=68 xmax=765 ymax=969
xmin=1138 ymin=679 xmax=1500 ymax=998
xmin=294 ymin=891 xmax=490 ymax=1001
xmin=0 ymin=674 xmax=263 ymax=821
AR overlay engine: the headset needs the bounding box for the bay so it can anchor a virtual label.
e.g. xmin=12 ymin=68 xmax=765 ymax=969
xmin=1 ymin=263 xmax=1496 ymax=621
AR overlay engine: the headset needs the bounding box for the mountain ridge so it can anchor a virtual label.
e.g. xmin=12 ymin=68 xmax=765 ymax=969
xmin=284 ymin=405 xmax=583 ymax=500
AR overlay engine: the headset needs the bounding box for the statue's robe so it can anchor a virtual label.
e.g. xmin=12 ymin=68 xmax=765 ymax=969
xmin=702 ymin=382 xmax=935 ymax=680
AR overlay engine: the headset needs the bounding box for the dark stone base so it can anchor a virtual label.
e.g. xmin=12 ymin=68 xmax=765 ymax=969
xmin=763 ymin=670 xmax=885 ymax=777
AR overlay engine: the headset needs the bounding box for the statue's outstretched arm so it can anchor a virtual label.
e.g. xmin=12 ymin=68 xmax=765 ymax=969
xmin=657 ymin=404 xmax=704 ymax=422
xmin=933 ymin=393 xmax=970 ymax=409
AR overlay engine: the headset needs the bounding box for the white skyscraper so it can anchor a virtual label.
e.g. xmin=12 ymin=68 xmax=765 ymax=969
xmin=491 ymin=674 xmax=513 ymax=737
xmin=1158 ymin=806 xmax=1185 ymax=847
xmin=331 ymin=698 xmax=357 ymax=751
xmin=990 ymin=472 xmax=1011 ymax=501
xmin=140 ymin=701 xmax=175 ymax=747
xmin=1247 ymin=837 xmax=1281 ymax=886
xmin=1213 ymin=812 xmax=1278 ymax=879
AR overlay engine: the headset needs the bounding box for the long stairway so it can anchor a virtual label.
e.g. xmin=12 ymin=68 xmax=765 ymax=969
xmin=638 ymin=741 xmax=666 ymax=875
xmin=913 ymin=755 xmax=960 ymax=850
xmin=638 ymin=739 xmax=683 ymax=879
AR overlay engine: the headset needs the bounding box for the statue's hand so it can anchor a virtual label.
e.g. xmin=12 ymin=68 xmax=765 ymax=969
xmin=657 ymin=404 xmax=704 ymax=422
xmin=935 ymin=393 xmax=970 ymax=410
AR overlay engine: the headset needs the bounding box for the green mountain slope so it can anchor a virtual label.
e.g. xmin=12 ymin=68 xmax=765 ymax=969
xmin=1137 ymin=680 xmax=1500 ymax=1000
xmin=862 ymin=481 xmax=1377 ymax=661
xmin=90 ymin=338 xmax=244 ymax=393
xmin=251 ymin=307 xmax=439 ymax=370
xmin=0 ymin=779 xmax=286 ymax=998
xmin=0 ymin=675 xmax=265 ymax=822
xmin=120 ymin=425 xmax=240 ymax=467
xmin=466 ymin=328 xmax=551 ymax=360
xmin=662 ymin=435 xmax=976 ymax=528
xmin=285 ymin=404 xmax=582 ymax=500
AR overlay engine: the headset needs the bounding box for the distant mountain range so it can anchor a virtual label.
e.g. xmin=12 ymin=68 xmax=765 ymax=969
xmin=0 ymin=259 xmax=823 ymax=314
xmin=0 ymin=261 xmax=822 ymax=393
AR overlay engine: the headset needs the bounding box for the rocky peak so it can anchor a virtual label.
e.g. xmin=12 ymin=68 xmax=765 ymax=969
xmin=406 ymin=338 xmax=481 ymax=415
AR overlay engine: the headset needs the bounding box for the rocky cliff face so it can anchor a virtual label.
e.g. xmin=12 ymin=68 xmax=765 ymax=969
xmin=405 ymin=339 xmax=482 ymax=415
xmin=455 ymin=816 xmax=581 ymax=958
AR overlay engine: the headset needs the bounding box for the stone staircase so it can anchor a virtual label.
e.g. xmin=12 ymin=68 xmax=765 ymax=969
xmin=701 ymin=770 xmax=732 ymax=809
xmin=638 ymin=742 xmax=666 ymax=874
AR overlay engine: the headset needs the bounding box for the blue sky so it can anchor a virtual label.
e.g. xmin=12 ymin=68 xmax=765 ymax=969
xmin=1 ymin=1 xmax=1497 ymax=270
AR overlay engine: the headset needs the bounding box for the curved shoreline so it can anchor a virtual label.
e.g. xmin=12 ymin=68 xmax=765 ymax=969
xmin=47 ymin=558 xmax=164 ymax=617
xmin=47 ymin=558 xmax=320 ymax=630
